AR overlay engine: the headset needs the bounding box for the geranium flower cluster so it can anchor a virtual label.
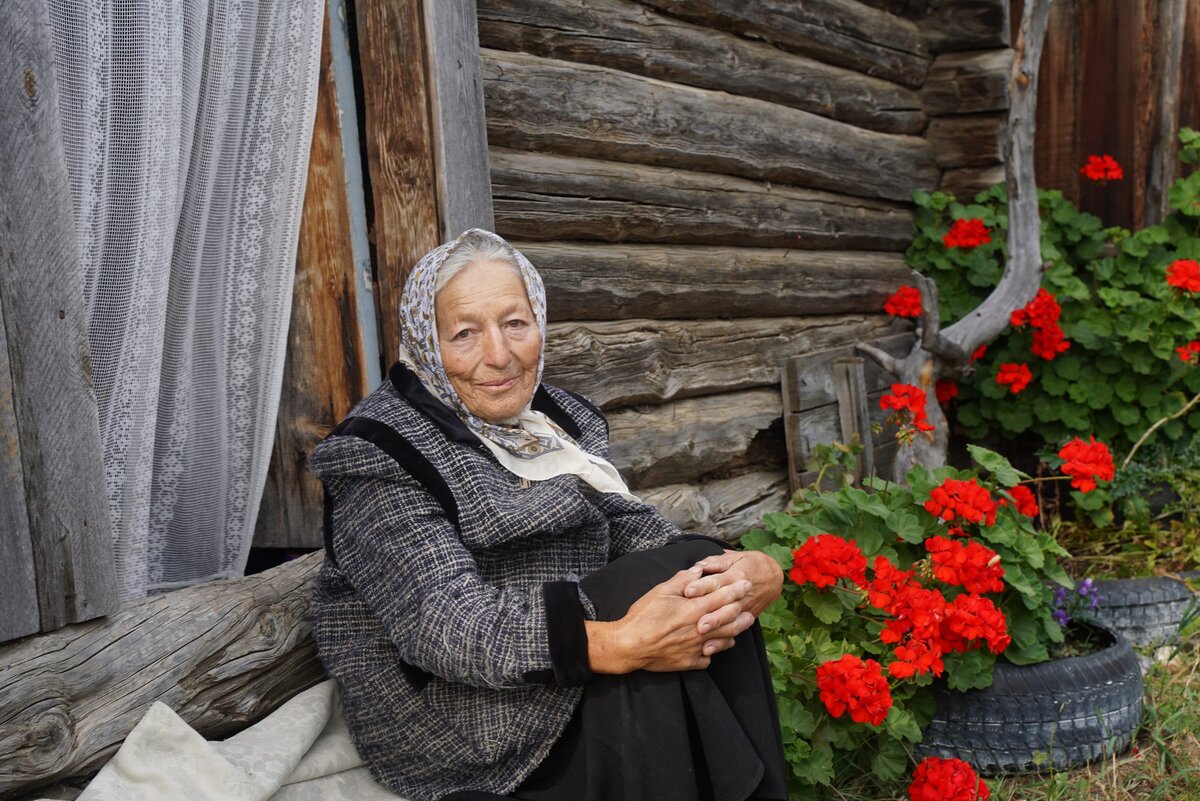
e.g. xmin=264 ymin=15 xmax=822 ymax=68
xmin=1011 ymin=289 xmax=1071 ymax=360
xmin=884 ymin=285 xmax=923 ymax=317
xmin=935 ymin=378 xmax=958 ymax=406
xmin=1003 ymin=484 xmax=1039 ymax=518
xmin=1167 ymin=258 xmax=1200 ymax=293
xmin=1080 ymin=154 xmax=1123 ymax=183
xmin=926 ymin=536 xmax=1005 ymax=594
xmin=995 ymin=362 xmax=1032 ymax=394
xmin=1177 ymin=340 xmax=1200 ymax=364
xmin=788 ymin=532 xmax=867 ymax=588
xmin=908 ymin=756 xmax=990 ymax=801
xmin=1057 ymin=436 xmax=1115 ymax=492
xmin=942 ymin=218 xmax=991 ymax=250
xmin=815 ymin=653 xmax=892 ymax=726
xmin=881 ymin=383 xmax=935 ymax=440
xmin=923 ymin=477 xmax=998 ymax=526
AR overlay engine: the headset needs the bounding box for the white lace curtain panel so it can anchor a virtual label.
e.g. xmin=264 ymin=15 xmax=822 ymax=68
xmin=47 ymin=0 xmax=324 ymax=599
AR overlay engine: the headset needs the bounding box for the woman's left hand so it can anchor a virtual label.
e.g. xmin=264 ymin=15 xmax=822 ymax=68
xmin=684 ymin=551 xmax=783 ymax=632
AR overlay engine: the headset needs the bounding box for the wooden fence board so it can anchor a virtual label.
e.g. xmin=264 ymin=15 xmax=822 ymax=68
xmin=490 ymin=149 xmax=914 ymax=251
xmin=481 ymin=49 xmax=939 ymax=203
xmin=477 ymin=0 xmax=925 ymax=134
xmin=0 ymin=2 xmax=116 ymax=634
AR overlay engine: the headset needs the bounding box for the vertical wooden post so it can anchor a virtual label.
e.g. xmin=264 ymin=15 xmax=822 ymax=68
xmin=1145 ymin=0 xmax=1188 ymax=224
xmin=0 ymin=0 xmax=116 ymax=636
xmin=833 ymin=357 xmax=874 ymax=485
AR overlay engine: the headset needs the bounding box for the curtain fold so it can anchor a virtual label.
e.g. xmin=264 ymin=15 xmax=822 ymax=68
xmin=47 ymin=0 xmax=325 ymax=599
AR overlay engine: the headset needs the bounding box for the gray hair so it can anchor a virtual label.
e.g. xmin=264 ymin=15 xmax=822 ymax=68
xmin=435 ymin=230 xmax=523 ymax=295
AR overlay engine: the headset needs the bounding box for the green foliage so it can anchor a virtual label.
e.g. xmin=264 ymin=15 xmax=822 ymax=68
xmin=743 ymin=448 xmax=1071 ymax=798
xmin=908 ymin=129 xmax=1200 ymax=464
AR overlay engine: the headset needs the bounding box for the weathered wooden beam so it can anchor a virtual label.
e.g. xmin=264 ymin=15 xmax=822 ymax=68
xmin=641 ymin=469 xmax=791 ymax=542
xmin=518 ymin=241 xmax=914 ymax=322
xmin=424 ymin=0 xmax=495 ymax=240
xmin=834 ymin=357 xmax=875 ymax=485
xmin=0 ymin=297 xmax=38 ymax=644
xmin=782 ymin=334 xmax=914 ymax=412
xmin=357 ymin=0 xmax=442 ymax=368
xmin=925 ymin=113 xmax=1007 ymax=169
xmin=0 ymin=552 xmax=325 ymax=798
xmin=921 ymin=49 xmax=1012 ymax=116
xmin=0 ymin=2 xmax=117 ymax=636
xmin=481 ymin=49 xmax=939 ymax=203
xmin=922 ymin=0 xmax=1010 ymax=54
xmin=491 ymin=149 xmax=914 ymax=251
xmin=1145 ymin=0 xmax=1188 ymax=225
xmin=608 ymin=389 xmax=784 ymax=488
xmin=543 ymin=316 xmax=908 ymax=409
xmin=1032 ymin=0 xmax=1081 ymax=205
xmin=939 ymin=164 xmax=1006 ymax=199
xmin=255 ymin=20 xmax=371 ymax=550
xmin=476 ymin=0 xmax=925 ymax=134
xmin=635 ymin=0 xmax=930 ymax=88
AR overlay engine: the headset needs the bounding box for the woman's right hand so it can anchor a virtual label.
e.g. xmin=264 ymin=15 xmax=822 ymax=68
xmin=585 ymin=568 xmax=756 ymax=674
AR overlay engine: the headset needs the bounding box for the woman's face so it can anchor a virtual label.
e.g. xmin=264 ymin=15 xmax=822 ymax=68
xmin=435 ymin=259 xmax=541 ymax=423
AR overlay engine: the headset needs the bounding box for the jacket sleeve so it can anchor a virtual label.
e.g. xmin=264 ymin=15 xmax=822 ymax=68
xmin=324 ymin=465 xmax=592 ymax=690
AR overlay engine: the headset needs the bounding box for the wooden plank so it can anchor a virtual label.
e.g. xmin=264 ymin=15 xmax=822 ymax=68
xmin=490 ymin=149 xmax=915 ymax=251
xmin=1032 ymin=0 xmax=1080 ymax=205
xmin=921 ymin=49 xmax=1012 ymax=115
xmin=356 ymin=0 xmax=442 ymax=367
xmin=543 ymin=316 xmax=909 ymax=409
xmin=520 ymin=242 xmax=914 ymax=322
xmin=939 ymin=164 xmax=1006 ymax=199
xmin=424 ymin=0 xmax=495 ymax=240
xmin=640 ymin=469 xmax=791 ymax=542
xmin=1182 ymin=0 xmax=1200 ymax=137
xmin=254 ymin=18 xmax=371 ymax=550
xmin=783 ymin=334 xmax=914 ymax=412
xmin=797 ymin=437 xmax=899 ymax=488
xmin=788 ymin=389 xmax=896 ymax=484
xmin=635 ymin=0 xmax=930 ymax=89
xmin=1145 ymin=0 xmax=1188 ymax=224
xmin=834 ymin=357 xmax=875 ymax=484
xmin=476 ymin=0 xmax=925 ymax=134
xmin=0 ymin=552 xmax=324 ymax=798
xmin=0 ymin=297 xmax=39 ymax=643
xmin=925 ymin=113 xmax=1007 ymax=169
xmin=480 ymin=49 xmax=939 ymax=203
xmin=608 ymin=389 xmax=783 ymax=488
xmin=0 ymin=3 xmax=117 ymax=632
xmin=922 ymin=0 xmax=1010 ymax=53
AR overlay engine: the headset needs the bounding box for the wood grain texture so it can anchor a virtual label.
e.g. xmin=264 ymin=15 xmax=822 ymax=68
xmin=925 ymin=113 xmax=1007 ymax=169
xmin=517 ymin=241 xmax=914 ymax=322
xmin=255 ymin=20 xmax=370 ymax=550
xmin=480 ymin=49 xmax=939 ymax=203
xmin=424 ymin=0 xmax=495 ymax=239
xmin=543 ymin=315 xmax=908 ymax=409
xmin=1032 ymin=0 xmax=1080 ymax=204
xmin=1145 ymin=0 xmax=1188 ymax=224
xmin=357 ymin=0 xmax=442 ymax=365
xmin=0 ymin=2 xmax=117 ymax=633
xmin=608 ymin=389 xmax=783 ymax=488
xmin=939 ymin=164 xmax=1006 ymax=199
xmin=922 ymin=0 xmax=1010 ymax=53
xmin=476 ymin=0 xmax=925 ymax=134
xmin=640 ymin=469 xmax=790 ymax=541
xmin=636 ymin=0 xmax=929 ymax=88
xmin=491 ymin=149 xmax=914 ymax=251
xmin=0 ymin=552 xmax=325 ymax=797
xmin=921 ymin=49 xmax=1012 ymax=115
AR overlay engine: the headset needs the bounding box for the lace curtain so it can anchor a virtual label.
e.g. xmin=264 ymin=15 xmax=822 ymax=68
xmin=47 ymin=0 xmax=324 ymax=599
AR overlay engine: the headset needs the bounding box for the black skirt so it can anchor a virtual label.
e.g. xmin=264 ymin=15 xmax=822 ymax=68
xmin=444 ymin=539 xmax=789 ymax=801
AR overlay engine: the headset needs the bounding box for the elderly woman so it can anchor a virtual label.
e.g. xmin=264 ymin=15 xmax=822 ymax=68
xmin=309 ymin=230 xmax=787 ymax=801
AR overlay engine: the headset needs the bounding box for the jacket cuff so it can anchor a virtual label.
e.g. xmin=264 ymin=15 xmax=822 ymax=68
xmin=539 ymin=580 xmax=593 ymax=686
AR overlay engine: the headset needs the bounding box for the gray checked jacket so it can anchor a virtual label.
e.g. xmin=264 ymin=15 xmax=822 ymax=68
xmin=308 ymin=363 xmax=687 ymax=801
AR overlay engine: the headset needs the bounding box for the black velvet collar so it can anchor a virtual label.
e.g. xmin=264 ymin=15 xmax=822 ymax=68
xmin=387 ymin=362 xmax=582 ymax=445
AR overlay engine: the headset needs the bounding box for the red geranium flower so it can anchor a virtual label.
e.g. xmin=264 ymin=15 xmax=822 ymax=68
xmin=1167 ymin=259 xmax=1200 ymax=293
xmin=924 ymin=478 xmax=998 ymax=527
xmin=935 ymin=379 xmax=958 ymax=406
xmin=943 ymin=218 xmax=991 ymax=250
xmin=926 ymin=536 xmax=1005 ymax=595
xmin=881 ymin=383 xmax=935 ymax=432
xmin=1030 ymin=323 xmax=1071 ymax=360
xmin=889 ymin=638 xmax=944 ymax=679
xmin=970 ymin=344 xmax=987 ymax=363
xmin=789 ymin=533 xmax=868 ymax=589
xmin=1080 ymin=154 xmax=1123 ymax=183
xmin=995 ymin=362 xmax=1033 ymax=394
xmin=1058 ymin=436 xmax=1115 ymax=492
xmin=1006 ymin=484 xmax=1039 ymax=518
xmin=1011 ymin=290 xmax=1071 ymax=360
xmin=816 ymin=654 xmax=892 ymax=726
xmin=884 ymin=285 xmax=923 ymax=317
xmin=941 ymin=593 xmax=1011 ymax=654
xmin=909 ymin=756 xmax=991 ymax=801
xmin=1177 ymin=340 xmax=1200 ymax=364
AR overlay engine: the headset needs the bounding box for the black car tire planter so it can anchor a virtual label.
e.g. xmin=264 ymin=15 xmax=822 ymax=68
xmin=1086 ymin=576 xmax=1197 ymax=647
xmin=917 ymin=623 xmax=1143 ymax=775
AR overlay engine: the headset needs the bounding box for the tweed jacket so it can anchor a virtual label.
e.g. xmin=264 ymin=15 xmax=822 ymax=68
xmin=308 ymin=363 xmax=684 ymax=801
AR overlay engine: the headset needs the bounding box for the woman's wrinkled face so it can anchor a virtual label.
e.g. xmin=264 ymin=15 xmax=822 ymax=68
xmin=435 ymin=259 xmax=541 ymax=423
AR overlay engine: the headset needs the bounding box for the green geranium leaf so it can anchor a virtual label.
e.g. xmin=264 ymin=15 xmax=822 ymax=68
xmin=884 ymin=706 xmax=923 ymax=743
xmin=762 ymin=542 xmax=794 ymax=569
xmin=777 ymin=696 xmax=818 ymax=738
xmin=943 ymin=649 xmax=995 ymax=691
xmin=967 ymin=444 xmax=1027 ymax=485
xmin=802 ymin=587 xmax=845 ymax=625
xmin=885 ymin=509 xmax=925 ymax=544
xmin=738 ymin=528 xmax=773 ymax=551
xmin=871 ymin=737 xmax=909 ymax=781
xmin=793 ymin=744 xmax=836 ymax=786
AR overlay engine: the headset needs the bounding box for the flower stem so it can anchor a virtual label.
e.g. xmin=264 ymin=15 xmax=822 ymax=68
xmin=1122 ymin=389 xmax=1200 ymax=469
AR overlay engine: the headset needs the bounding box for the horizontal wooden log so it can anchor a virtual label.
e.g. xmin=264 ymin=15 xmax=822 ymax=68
xmin=0 ymin=553 xmax=325 ymax=797
xmin=641 ymin=469 xmax=791 ymax=541
xmin=491 ymin=149 xmax=914 ymax=251
xmin=609 ymin=389 xmax=784 ymax=488
xmin=925 ymin=113 xmax=1007 ymax=169
xmin=476 ymin=0 xmax=925 ymax=134
xmin=518 ymin=241 xmax=915 ymax=321
xmin=921 ymin=0 xmax=1010 ymax=54
xmin=481 ymin=49 xmax=939 ymax=203
xmin=856 ymin=0 xmax=930 ymax=17
xmin=921 ymin=49 xmax=1012 ymax=115
xmin=939 ymin=164 xmax=1006 ymax=199
xmin=636 ymin=0 xmax=930 ymax=88
xmin=543 ymin=316 xmax=909 ymax=409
